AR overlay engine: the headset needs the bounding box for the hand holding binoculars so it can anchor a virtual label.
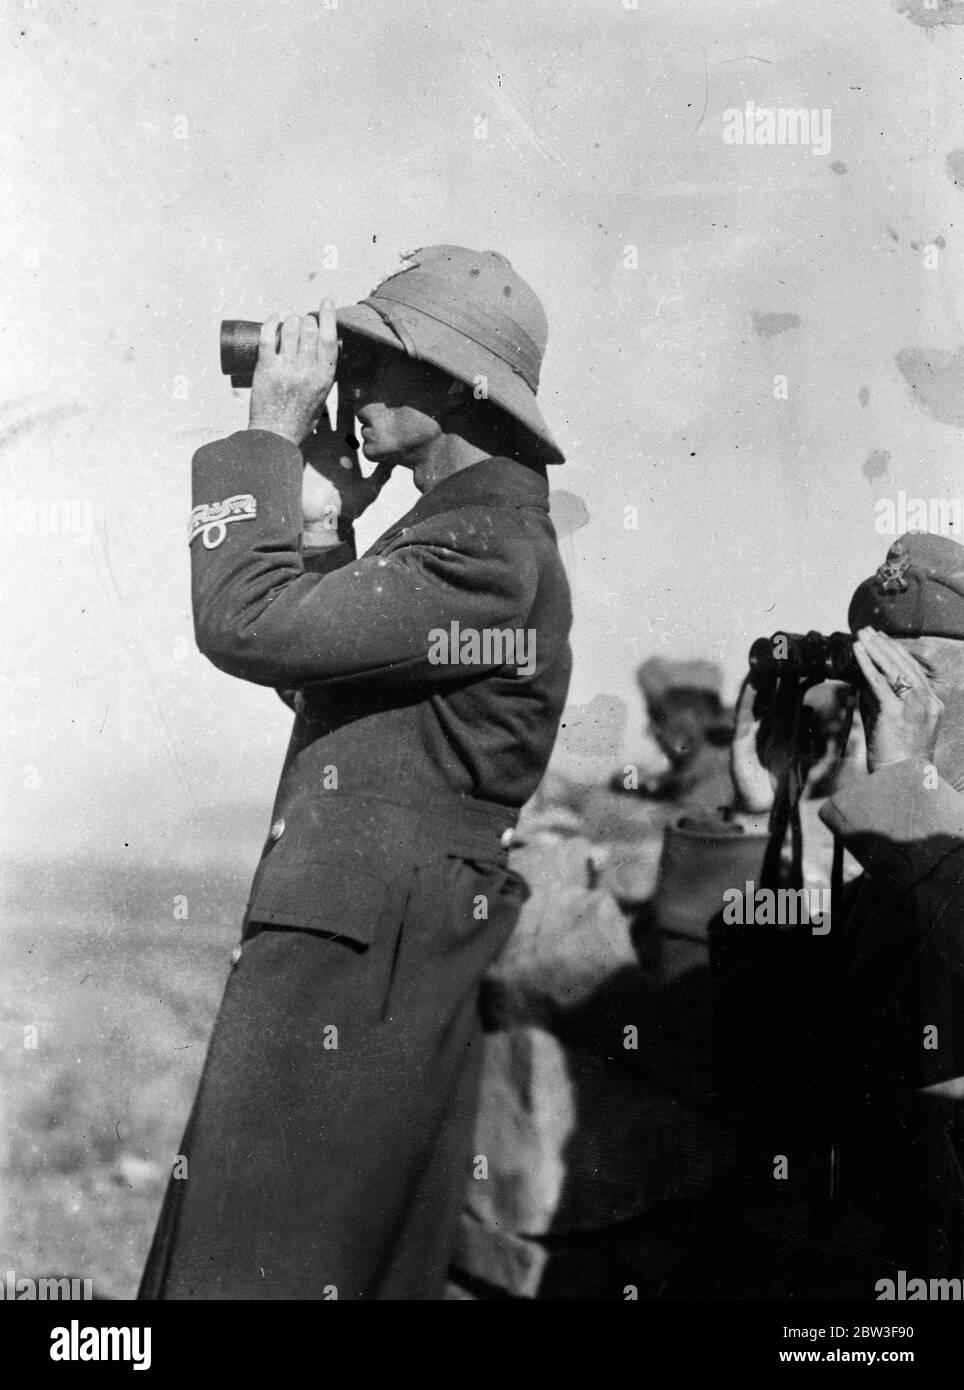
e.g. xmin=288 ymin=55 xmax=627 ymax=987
xmin=219 ymin=315 xmax=371 ymax=398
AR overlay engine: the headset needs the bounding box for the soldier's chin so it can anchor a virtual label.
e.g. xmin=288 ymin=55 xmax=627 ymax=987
xmin=360 ymin=429 xmax=388 ymax=460
xmin=361 ymin=436 xmax=411 ymax=469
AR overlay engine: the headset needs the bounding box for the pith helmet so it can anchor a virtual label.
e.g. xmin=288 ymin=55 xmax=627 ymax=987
xmin=337 ymin=245 xmax=564 ymax=465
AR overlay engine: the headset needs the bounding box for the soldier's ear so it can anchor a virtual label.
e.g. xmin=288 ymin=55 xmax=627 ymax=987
xmin=438 ymin=377 xmax=469 ymax=417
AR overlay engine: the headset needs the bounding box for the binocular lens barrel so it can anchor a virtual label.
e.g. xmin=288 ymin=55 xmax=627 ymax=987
xmin=221 ymin=317 xmax=322 ymax=387
xmin=219 ymin=315 xmax=365 ymax=396
xmin=220 ymin=320 xmax=264 ymax=382
xmin=748 ymin=631 xmax=862 ymax=686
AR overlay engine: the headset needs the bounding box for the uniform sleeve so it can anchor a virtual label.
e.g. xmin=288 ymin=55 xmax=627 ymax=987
xmin=190 ymin=429 xmax=539 ymax=688
xmin=819 ymin=759 xmax=964 ymax=888
xmin=275 ymin=537 xmax=357 ymax=709
xmin=819 ymin=759 xmax=964 ymax=965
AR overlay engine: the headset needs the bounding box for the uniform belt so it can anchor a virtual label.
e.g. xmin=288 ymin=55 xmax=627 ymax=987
xmin=288 ymin=790 xmax=520 ymax=868
xmin=401 ymin=793 xmax=520 ymax=862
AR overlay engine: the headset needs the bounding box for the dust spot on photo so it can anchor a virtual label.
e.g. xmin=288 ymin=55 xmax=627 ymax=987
xmin=862 ymin=449 xmax=890 ymax=482
xmin=549 ymin=490 xmax=591 ymax=538
xmin=897 ymin=0 xmax=964 ymax=28
xmin=896 ymin=344 xmax=964 ymax=426
xmin=751 ymin=311 xmax=802 ymax=339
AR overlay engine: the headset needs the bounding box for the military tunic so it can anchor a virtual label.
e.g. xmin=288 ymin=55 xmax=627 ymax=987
xmin=703 ymin=759 xmax=964 ymax=1296
xmin=817 ymin=758 xmax=964 ymax=1280
xmin=138 ymin=432 xmax=572 ymax=1299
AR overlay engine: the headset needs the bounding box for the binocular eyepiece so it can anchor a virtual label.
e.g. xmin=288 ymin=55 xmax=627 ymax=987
xmin=219 ymin=316 xmax=372 ymax=396
xmin=748 ymin=630 xmax=863 ymax=687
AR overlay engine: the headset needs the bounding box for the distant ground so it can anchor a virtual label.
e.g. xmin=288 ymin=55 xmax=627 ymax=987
xmin=0 ymin=858 xmax=248 ymax=1300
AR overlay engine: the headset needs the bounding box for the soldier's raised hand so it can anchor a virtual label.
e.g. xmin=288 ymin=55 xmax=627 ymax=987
xmin=300 ymin=398 xmax=394 ymax=548
xmin=853 ymin=627 xmax=943 ymax=772
xmin=730 ymin=677 xmax=777 ymax=813
xmin=248 ymin=297 xmax=338 ymax=446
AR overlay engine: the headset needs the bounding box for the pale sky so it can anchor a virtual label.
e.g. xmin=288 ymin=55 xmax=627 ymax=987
xmin=3 ymin=0 xmax=964 ymax=865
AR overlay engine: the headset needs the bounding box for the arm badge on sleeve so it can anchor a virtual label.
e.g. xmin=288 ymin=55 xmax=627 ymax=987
xmin=189 ymin=493 xmax=258 ymax=549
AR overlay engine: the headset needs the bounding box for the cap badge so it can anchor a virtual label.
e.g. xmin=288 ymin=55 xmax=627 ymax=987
xmin=875 ymin=540 xmax=911 ymax=595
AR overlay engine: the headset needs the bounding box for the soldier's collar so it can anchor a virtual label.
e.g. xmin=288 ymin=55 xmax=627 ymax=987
xmin=424 ymin=454 xmax=550 ymax=511
xmin=384 ymin=455 xmax=549 ymax=536
xmin=366 ymin=456 xmax=551 ymax=556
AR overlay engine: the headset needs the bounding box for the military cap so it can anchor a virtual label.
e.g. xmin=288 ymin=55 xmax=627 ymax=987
xmin=636 ymin=657 xmax=724 ymax=703
xmin=848 ymin=531 xmax=964 ymax=639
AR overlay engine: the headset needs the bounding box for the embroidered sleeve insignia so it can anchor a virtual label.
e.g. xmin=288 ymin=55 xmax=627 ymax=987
xmin=875 ymin=539 xmax=912 ymax=594
xmin=189 ymin=494 xmax=257 ymax=549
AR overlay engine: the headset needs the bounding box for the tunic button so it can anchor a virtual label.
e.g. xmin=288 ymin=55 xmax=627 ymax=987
xmin=229 ymin=945 xmax=242 ymax=966
xmin=269 ymin=817 xmax=286 ymax=841
xmin=500 ymin=827 xmax=515 ymax=850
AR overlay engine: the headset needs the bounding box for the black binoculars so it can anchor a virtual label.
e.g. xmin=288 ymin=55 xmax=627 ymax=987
xmin=219 ymin=316 xmax=373 ymax=395
xmin=748 ymin=630 xmax=863 ymax=687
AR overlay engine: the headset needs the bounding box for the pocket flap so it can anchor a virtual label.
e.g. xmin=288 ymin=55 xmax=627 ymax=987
xmin=245 ymin=856 xmax=390 ymax=946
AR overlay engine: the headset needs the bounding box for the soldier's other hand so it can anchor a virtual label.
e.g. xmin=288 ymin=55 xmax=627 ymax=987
xmin=300 ymin=398 xmax=394 ymax=547
xmin=730 ymin=677 xmax=776 ymax=813
xmin=248 ymin=297 xmax=338 ymax=446
xmin=853 ymin=627 xmax=943 ymax=773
